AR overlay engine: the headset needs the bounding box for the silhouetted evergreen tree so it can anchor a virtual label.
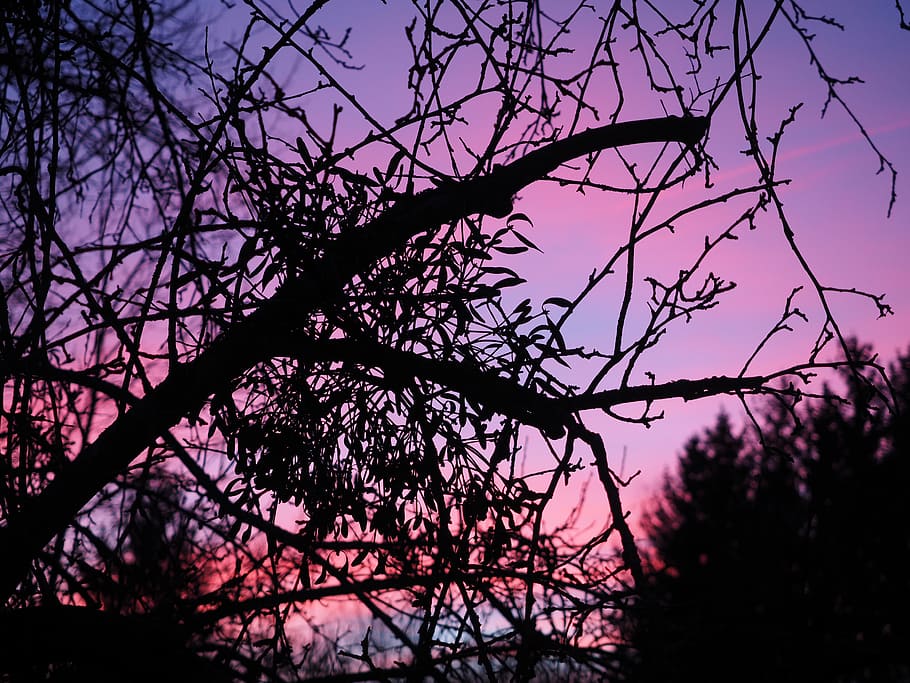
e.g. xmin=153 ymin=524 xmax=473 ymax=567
xmin=624 ymin=344 xmax=910 ymax=682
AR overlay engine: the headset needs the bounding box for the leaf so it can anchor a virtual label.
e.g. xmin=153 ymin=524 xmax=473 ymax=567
xmin=511 ymin=230 xmax=542 ymax=253
xmin=385 ymin=148 xmax=407 ymax=180
xmin=507 ymin=212 xmax=533 ymax=227
xmin=514 ymin=298 xmax=532 ymax=315
xmin=543 ymin=296 xmax=573 ymax=309
xmin=493 ymin=276 xmax=527 ymax=290
xmin=262 ymin=261 xmax=282 ymax=287
xmin=295 ymin=136 xmax=312 ymax=167
xmin=491 ymin=225 xmax=512 ymax=241
xmin=237 ymin=237 xmax=258 ymax=265
xmin=482 ymin=266 xmax=520 ymax=276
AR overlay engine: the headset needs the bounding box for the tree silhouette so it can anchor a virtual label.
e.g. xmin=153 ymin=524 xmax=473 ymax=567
xmin=624 ymin=343 xmax=910 ymax=682
xmin=0 ymin=0 xmax=905 ymax=680
xmin=0 ymin=467 xmax=236 ymax=682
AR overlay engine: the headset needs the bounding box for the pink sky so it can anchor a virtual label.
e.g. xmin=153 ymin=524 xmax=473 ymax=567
xmin=208 ymin=0 xmax=910 ymax=533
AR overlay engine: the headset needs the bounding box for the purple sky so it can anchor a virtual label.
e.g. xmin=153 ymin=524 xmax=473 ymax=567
xmin=554 ymin=4 xmax=909 ymax=519
xmin=205 ymin=1 xmax=909 ymax=528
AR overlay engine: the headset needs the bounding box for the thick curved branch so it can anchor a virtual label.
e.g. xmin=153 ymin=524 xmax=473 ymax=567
xmin=0 ymin=115 xmax=706 ymax=601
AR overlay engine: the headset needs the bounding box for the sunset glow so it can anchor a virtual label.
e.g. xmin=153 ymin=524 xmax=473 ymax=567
xmin=2 ymin=1 xmax=908 ymax=678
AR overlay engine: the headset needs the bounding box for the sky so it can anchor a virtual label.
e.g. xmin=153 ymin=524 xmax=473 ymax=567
xmin=587 ymin=3 xmax=910 ymax=512
xmin=493 ymin=2 xmax=910 ymax=518
xmin=202 ymin=1 xmax=910 ymax=530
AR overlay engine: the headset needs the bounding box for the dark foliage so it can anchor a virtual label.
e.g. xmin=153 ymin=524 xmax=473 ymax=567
xmin=625 ymin=344 xmax=910 ymax=682
xmin=0 ymin=0 xmax=905 ymax=679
